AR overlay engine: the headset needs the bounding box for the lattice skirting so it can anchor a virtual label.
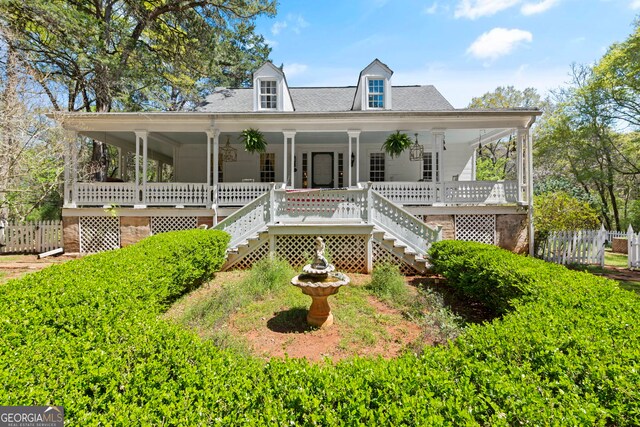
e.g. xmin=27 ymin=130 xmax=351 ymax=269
xmin=79 ymin=216 xmax=120 ymax=253
xmin=372 ymin=240 xmax=420 ymax=275
xmin=150 ymin=216 xmax=198 ymax=235
xmin=231 ymin=240 xmax=270 ymax=270
xmin=455 ymin=214 xmax=496 ymax=245
xmin=275 ymin=235 xmax=366 ymax=272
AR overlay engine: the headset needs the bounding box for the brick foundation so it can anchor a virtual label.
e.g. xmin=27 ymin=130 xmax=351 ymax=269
xmin=496 ymin=214 xmax=529 ymax=254
xmin=62 ymin=216 xmax=80 ymax=253
xmin=120 ymin=217 xmax=151 ymax=247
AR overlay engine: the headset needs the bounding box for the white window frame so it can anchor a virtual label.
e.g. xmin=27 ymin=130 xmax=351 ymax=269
xmin=259 ymin=80 xmax=278 ymax=110
xmin=366 ymin=77 xmax=385 ymax=109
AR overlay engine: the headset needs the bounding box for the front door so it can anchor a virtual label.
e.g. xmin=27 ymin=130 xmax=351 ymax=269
xmin=312 ymin=152 xmax=334 ymax=188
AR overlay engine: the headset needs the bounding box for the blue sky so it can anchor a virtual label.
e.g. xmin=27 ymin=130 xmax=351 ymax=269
xmin=255 ymin=0 xmax=639 ymax=107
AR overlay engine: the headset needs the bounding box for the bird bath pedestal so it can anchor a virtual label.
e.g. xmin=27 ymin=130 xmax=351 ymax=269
xmin=291 ymin=237 xmax=350 ymax=328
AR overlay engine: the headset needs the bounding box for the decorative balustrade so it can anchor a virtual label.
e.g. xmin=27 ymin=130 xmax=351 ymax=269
xmin=217 ymin=182 xmax=280 ymax=206
xmin=274 ymin=189 xmax=367 ymax=223
xmin=74 ymin=182 xmax=137 ymax=206
xmin=70 ymin=180 xmax=521 ymax=207
xmin=214 ymin=191 xmax=272 ymax=248
xmin=368 ymin=182 xmax=440 ymax=205
xmin=442 ymin=181 xmax=518 ymax=204
xmin=215 ymin=186 xmax=442 ymax=256
xmin=145 ymin=183 xmax=210 ymax=206
xmin=369 ymin=190 xmax=441 ymax=256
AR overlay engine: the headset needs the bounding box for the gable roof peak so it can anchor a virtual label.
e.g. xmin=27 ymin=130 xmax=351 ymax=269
xmin=253 ymin=61 xmax=285 ymax=79
xmin=362 ymin=58 xmax=393 ymax=76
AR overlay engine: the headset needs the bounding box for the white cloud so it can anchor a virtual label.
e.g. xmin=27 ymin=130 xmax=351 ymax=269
xmin=283 ymin=63 xmax=308 ymax=78
xmin=521 ymin=0 xmax=560 ymax=15
xmin=467 ymin=28 xmax=533 ymax=61
xmin=264 ymin=38 xmax=278 ymax=48
xmin=455 ymin=0 xmax=520 ymax=19
xmin=423 ymin=2 xmax=439 ymax=14
xmin=288 ymin=13 xmax=309 ymax=34
xmin=631 ymin=0 xmax=640 ymax=9
xmin=271 ymin=21 xmax=287 ymax=35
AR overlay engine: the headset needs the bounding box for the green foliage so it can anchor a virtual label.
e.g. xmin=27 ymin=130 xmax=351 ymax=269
xmin=2 ymin=234 xmax=640 ymax=425
xmin=476 ymin=156 xmax=508 ymax=180
xmin=239 ymin=128 xmax=268 ymax=153
xmin=382 ymin=131 xmax=412 ymax=158
xmin=468 ymin=85 xmax=546 ymax=109
xmin=534 ymin=191 xmax=600 ymax=235
xmin=0 ymin=1 xmax=275 ymax=112
xmin=181 ymin=257 xmax=293 ymax=332
xmin=366 ymin=262 xmax=409 ymax=305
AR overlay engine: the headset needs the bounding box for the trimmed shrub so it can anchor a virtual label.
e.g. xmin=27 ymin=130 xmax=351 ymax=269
xmin=0 ymin=236 xmax=639 ymax=425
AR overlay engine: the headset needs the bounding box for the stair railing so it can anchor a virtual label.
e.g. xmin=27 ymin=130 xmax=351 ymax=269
xmin=368 ymin=187 xmax=442 ymax=256
xmin=214 ymin=187 xmax=273 ymax=248
xmin=217 ymin=185 xmax=442 ymax=255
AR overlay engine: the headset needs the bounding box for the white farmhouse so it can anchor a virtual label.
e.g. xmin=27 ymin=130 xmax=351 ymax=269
xmin=52 ymin=59 xmax=539 ymax=273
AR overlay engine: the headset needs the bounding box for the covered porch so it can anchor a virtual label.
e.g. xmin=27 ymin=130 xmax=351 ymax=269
xmin=60 ymin=113 xmax=533 ymax=210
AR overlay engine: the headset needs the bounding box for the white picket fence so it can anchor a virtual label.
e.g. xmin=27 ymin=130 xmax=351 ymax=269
xmin=541 ymin=226 xmax=607 ymax=266
xmin=0 ymin=220 xmax=63 ymax=254
xmin=628 ymin=225 xmax=640 ymax=270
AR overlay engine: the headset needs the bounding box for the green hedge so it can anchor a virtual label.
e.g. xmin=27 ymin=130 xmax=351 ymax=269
xmin=1 ymin=237 xmax=639 ymax=425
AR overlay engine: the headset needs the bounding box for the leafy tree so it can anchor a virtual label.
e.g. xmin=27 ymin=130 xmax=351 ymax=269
xmin=593 ymin=18 xmax=640 ymax=129
xmin=535 ymin=64 xmax=639 ymax=231
xmin=0 ymin=45 xmax=65 ymax=221
xmin=533 ymin=191 xmax=600 ymax=253
xmin=0 ymin=0 xmax=275 ymax=179
xmin=468 ymin=86 xmax=547 ymax=180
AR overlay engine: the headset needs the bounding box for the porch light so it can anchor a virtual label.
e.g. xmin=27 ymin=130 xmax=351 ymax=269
xmin=409 ymin=133 xmax=424 ymax=161
xmin=220 ymin=135 xmax=237 ymax=162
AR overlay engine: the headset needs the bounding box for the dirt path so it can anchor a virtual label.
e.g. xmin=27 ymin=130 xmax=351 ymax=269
xmin=0 ymin=254 xmax=78 ymax=283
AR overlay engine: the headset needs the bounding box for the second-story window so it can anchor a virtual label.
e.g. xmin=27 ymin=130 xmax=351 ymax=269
xmin=367 ymin=78 xmax=385 ymax=108
xmin=260 ymin=80 xmax=277 ymax=109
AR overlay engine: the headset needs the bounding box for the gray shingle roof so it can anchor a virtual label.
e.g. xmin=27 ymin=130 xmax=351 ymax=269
xmin=198 ymin=85 xmax=454 ymax=113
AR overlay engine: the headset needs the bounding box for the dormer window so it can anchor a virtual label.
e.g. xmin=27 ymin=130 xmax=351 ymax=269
xmin=367 ymin=78 xmax=385 ymax=108
xmin=260 ymin=80 xmax=277 ymax=109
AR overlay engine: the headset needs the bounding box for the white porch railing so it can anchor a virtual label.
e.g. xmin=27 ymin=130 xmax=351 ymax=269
xmin=369 ymin=190 xmax=442 ymax=256
xmin=74 ymin=182 xmax=137 ymax=205
xmin=217 ymin=182 xmax=278 ymax=206
xmin=145 ymin=183 xmax=210 ymax=206
xmin=442 ymin=180 xmax=518 ymax=204
xmin=215 ymin=186 xmax=442 ymax=257
xmin=215 ymin=191 xmax=272 ymax=248
xmin=274 ymin=189 xmax=367 ymax=223
xmin=363 ymin=180 xmax=519 ymax=205
xmin=368 ymin=182 xmax=440 ymax=205
xmin=69 ymin=180 xmax=521 ymax=208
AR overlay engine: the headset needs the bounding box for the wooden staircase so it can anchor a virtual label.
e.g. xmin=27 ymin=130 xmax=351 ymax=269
xmin=215 ymin=186 xmax=441 ymax=274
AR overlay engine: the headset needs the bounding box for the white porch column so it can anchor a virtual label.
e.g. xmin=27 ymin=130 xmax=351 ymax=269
xmin=347 ymin=134 xmax=352 ymax=187
xmin=206 ymin=129 xmax=219 ymax=206
xmin=432 ymin=130 xmax=445 ymax=183
xmin=63 ymin=130 xmax=77 ymax=208
xmin=348 ymin=130 xmax=361 ymax=186
xmin=516 ymin=127 xmax=525 ymax=204
xmin=290 ymin=132 xmax=296 ymax=187
xmin=526 ymin=127 xmax=534 ymax=256
xmin=134 ymin=130 xmax=148 ymax=207
xmin=283 ymin=130 xmax=296 ymax=187
xmin=120 ymin=149 xmax=127 ymax=181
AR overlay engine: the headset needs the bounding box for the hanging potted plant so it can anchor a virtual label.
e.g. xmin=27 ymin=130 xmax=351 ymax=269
xmin=382 ymin=131 xmax=413 ymax=158
xmin=239 ymin=128 xmax=267 ymax=153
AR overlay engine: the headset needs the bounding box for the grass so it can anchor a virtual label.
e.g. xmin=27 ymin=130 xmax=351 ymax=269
xmin=165 ymin=260 xmax=465 ymax=359
xmin=605 ymin=249 xmax=629 ymax=268
xmin=0 ymin=255 xmax=21 ymax=263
